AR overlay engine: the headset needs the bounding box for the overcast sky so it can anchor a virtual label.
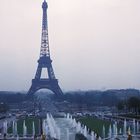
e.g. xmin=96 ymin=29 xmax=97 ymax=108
xmin=0 ymin=0 xmax=140 ymax=91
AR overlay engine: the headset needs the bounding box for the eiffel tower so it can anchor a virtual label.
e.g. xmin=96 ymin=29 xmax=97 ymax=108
xmin=27 ymin=0 xmax=63 ymax=96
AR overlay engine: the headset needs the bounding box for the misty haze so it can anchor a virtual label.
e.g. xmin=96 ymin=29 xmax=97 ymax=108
xmin=0 ymin=0 xmax=140 ymax=140
xmin=0 ymin=0 xmax=140 ymax=91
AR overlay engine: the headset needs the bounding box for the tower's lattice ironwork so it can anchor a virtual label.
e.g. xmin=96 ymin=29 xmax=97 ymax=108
xmin=27 ymin=0 xmax=63 ymax=95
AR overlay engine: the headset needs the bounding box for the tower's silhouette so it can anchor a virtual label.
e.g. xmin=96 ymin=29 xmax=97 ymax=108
xmin=27 ymin=0 xmax=63 ymax=95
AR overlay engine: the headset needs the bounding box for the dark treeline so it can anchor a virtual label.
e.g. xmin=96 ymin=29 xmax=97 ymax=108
xmin=51 ymin=89 xmax=140 ymax=107
xmin=0 ymin=92 xmax=25 ymax=103
xmin=118 ymin=96 xmax=140 ymax=115
xmin=0 ymin=89 xmax=139 ymax=107
xmin=0 ymin=92 xmax=26 ymax=113
xmin=52 ymin=92 xmax=119 ymax=106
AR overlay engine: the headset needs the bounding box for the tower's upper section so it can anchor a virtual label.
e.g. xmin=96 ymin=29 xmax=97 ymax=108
xmin=40 ymin=0 xmax=50 ymax=57
xmin=42 ymin=0 xmax=48 ymax=30
xmin=42 ymin=0 xmax=48 ymax=10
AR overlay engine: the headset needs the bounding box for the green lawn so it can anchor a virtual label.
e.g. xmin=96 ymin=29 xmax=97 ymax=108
xmin=8 ymin=117 xmax=40 ymax=135
xmin=77 ymin=117 xmax=123 ymax=138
